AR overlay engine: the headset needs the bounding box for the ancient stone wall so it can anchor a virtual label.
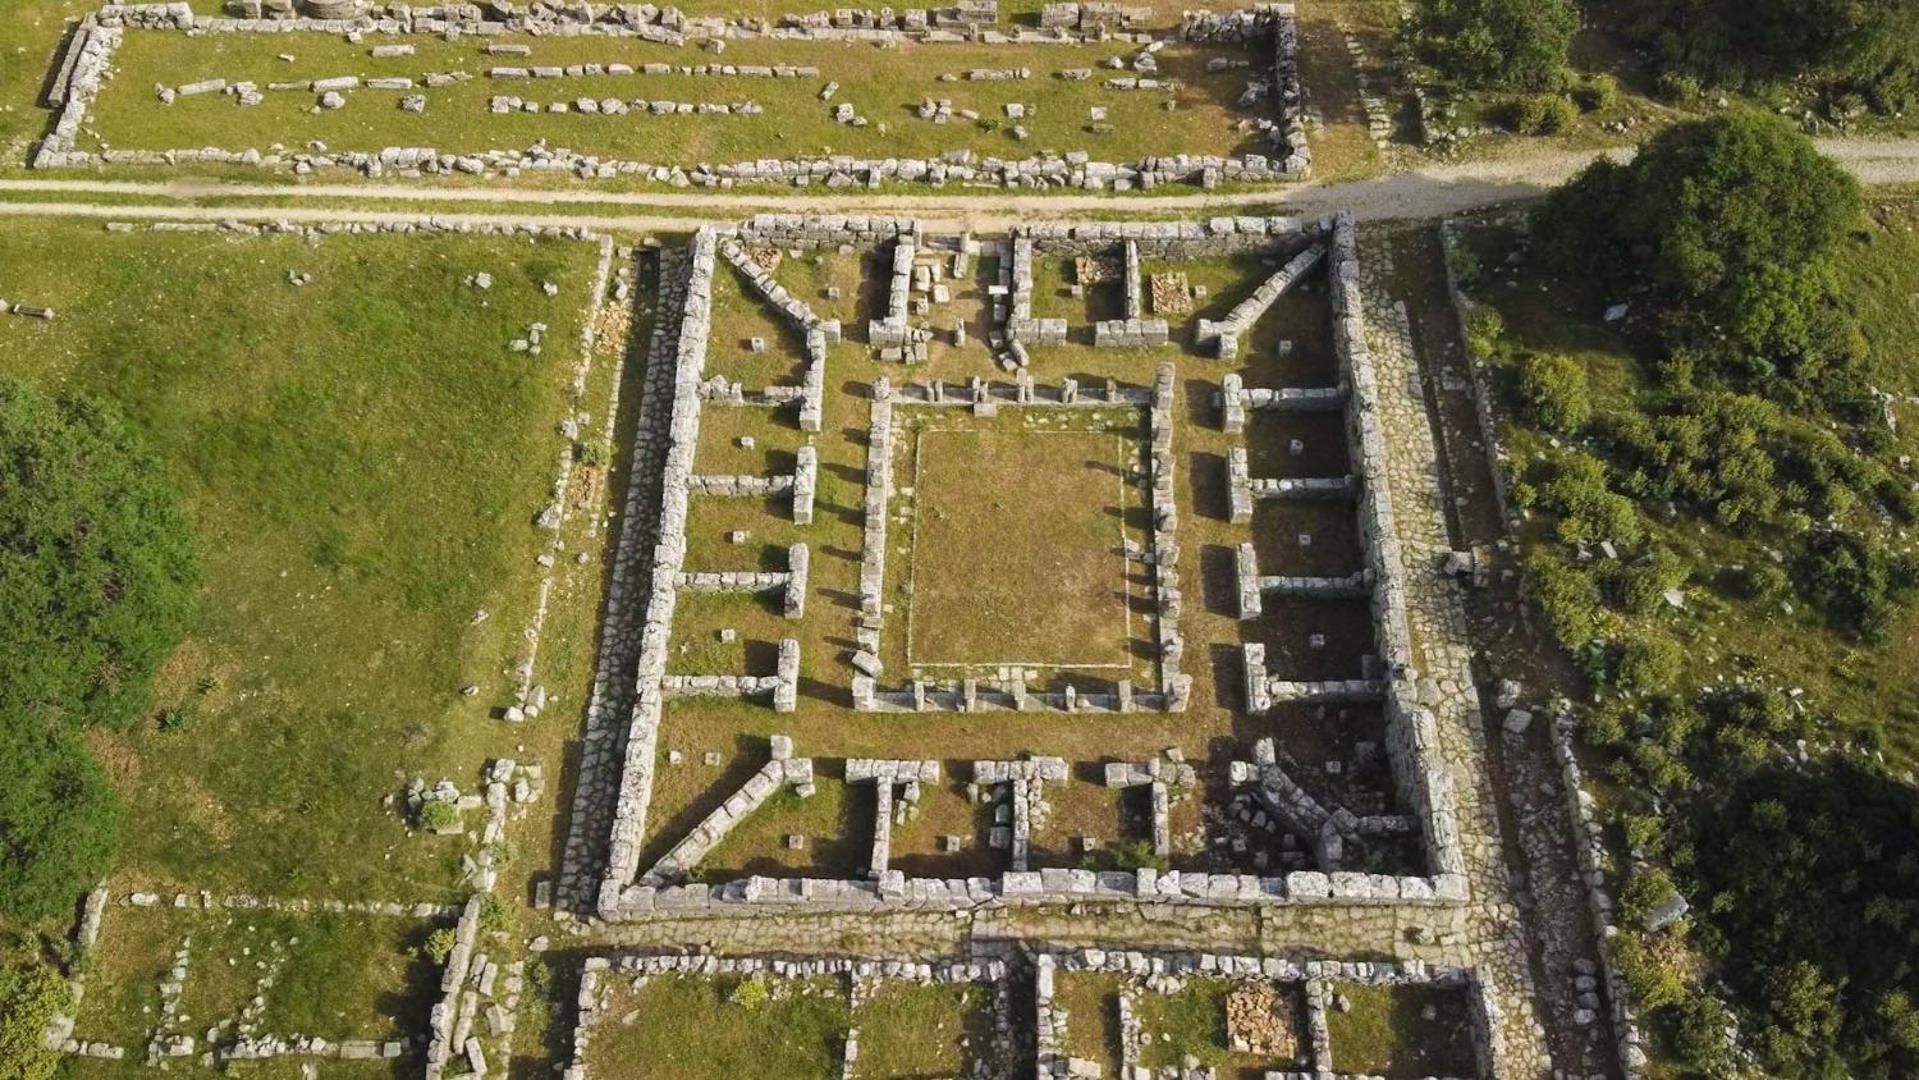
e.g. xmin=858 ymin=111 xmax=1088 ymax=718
xmin=48 ymin=6 xmax=1308 ymax=187
xmin=1035 ymin=948 xmax=1488 ymax=1080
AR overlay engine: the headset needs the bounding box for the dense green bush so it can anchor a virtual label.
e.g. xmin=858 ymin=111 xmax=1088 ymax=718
xmin=1535 ymin=115 xmax=1862 ymax=381
xmin=1620 ymin=0 xmax=1919 ymax=113
xmin=0 ymin=721 xmax=121 ymax=923
xmin=1794 ymin=530 xmax=1917 ymax=642
xmin=0 ymin=378 xmax=199 ymax=731
xmin=1735 ymin=561 xmax=1791 ymax=601
xmin=1521 ymin=546 xmax=1604 ymax=651
xmin=1615 ymin=633 xmax=1684 ymax=694
xmin=1505 ymin=94 xmax=1579 ymax=134
xmin=1515 ymin=352 xmax=1591 ymax=433
xmin=1690 ymin=764 xmax=1919 ymax=1076
xmin=1574 ymin=74 xmax=1620 ymax=112
xmin=1515 ymin=450 xmax=1645 ymax=548
xmin=1655 ymin=70 xmax=1703 ymax=103
xmin=1611 ymin=547 xmax=1688 ymax=615
xmin=1410 ymin=0 xmax=1578 ymax=91
xmin=0 ymin=377 xmax=195 ymax=921
xmin=1534 ymin=96 xmax=1579 ymax=134
xmin=0 ymin=945 xmax=66 ymax=1080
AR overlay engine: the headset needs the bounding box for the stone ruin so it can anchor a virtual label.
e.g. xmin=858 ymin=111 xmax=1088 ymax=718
xmin=39 ymin=3 xmax=1309 ymax=188
xmin=576 ymin=214 xmax=1466 ymax=923
xmin=1035 ymin=948 xmax=1492 ymax=1080
xmin=565 ymin=950 xmax=1018 ymax=1080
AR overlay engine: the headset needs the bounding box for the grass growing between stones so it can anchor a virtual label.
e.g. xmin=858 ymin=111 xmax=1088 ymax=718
xmin=854 ymin=980 xmax=995 ymax=1078
xmin=83 ymin=33 xmax=1264 ymax=166
xmin=0 ymin=219 xmax=608 ymax=901
xmin=1324 ymin=983 xmax=1476 ymax=1079
xmin=583 ymin=973 xmax=849 ymax=1078
xmin=69 ymin=906 xmax=441 ymax=1058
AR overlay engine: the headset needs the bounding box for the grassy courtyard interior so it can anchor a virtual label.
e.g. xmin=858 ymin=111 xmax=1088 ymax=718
xmin=0 ymin=219 xmax=618 ymax=904
xmin=82 ymin=32 xmax=1270 ymax=166
xmin=581 ymin=972 xmax=1004 ymax=1079
xmin=1054 ymin=972 xmax=1313 ymax=1076
xmin=633 ymin=232 xmax=1431 ymax=888
xmin=903 ymin=415 xmax=1144 ymax=674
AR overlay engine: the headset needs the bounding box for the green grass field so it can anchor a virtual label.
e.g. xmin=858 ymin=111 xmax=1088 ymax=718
xmin=907 ymin=421 xmax=1136 ymax=669
xmin=855 ymin=980 xmax=996 ymax=1078
xmin=1324 ymin=982 xmax=1476 ymax=1079
xmin=584 ymin=974 xmax=850 ymax=1078
xmin=0 ymin=219 xmax=609 ymax=901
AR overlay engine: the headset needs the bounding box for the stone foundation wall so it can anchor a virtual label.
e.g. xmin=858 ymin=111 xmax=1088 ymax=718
xmin=596 ymin=227 xmax=720 ymax=916
xmin=591 ymin=214 xmax=1469 ymax=923
xmin=1034 ymin=948 xmax=1488 ymax=1080
xmin=44 ymin=6 xmax=1308 ymax=188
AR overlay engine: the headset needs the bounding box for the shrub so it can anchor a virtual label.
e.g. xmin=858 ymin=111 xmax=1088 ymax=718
xmin=1515 ymin=352 xmax=1591 ymax=433
xmin=1621 ymin=864 xmax=1685 ymax=927
xmin=0 ymin=722 xmax=121 ymax=923
xmin=1613 ymin=547 xmax=1688 ymax=615
xmin=1674 ymin=995 xmax=1742 ymax=1079
xmin=0 ymin=378 xmax=199 ymax=732
xmin=1574 ymin=74 xmax=1620 ymax=112
xmin=1535 ymin=96 xmax=1580 ymax=133
xmin=1611 ymin=928 xmax=1690 ymax=1013
xmin=1795 ymin=530 xmax=1918 ymax=642
xmin=1412 ymin=0 xmax=1578 ymax=91
xmin=1737 ymin=561 xmax=1791 ymax=601
xmin=1462 ymin=305 xmax=1505 ymax=358
xmin=1616 ymin=633 xmax=1685 ymax=694
xmin=422 ymin=927 xmax=458 ymax=965
xmin=1622 ymin=0 xmax=1919 ymax=115
xmin=1518 ymin=450 xmax=1645 ymax=548
xmin=1105 ymin=838 xmax=1169 ymax=873
xmin=729 ymin=976 xmax=771 ymax=1011
xmin=417 ymin=801 xmax=459 ymax=832
xmin=0 ymin=948 xmax=67 ymax=1080
xmin=1656 ymin=71 xmax=1702 ymax=102
xmin=157 ymin=708 xmax=187 ymax=733
xmin=476 ymin=892 xmax=518 ymax=937
xmin=1523 ymin=547 xmax=1604 ymax=651
xmin=1504 ymin=94 xmax=1550 ymax=133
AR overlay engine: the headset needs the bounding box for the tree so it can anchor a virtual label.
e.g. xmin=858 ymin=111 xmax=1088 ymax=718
xmin=1692 ymin=764 xmax=1919 ymax=1076
xmin=1535 ymin=114 xmax=1861 ymax=378
xmin=0 ymin=377 xmax=198 ymax=731
xmin=0 ymin=721 xmax=120 ymax=923
xmin=1412 ymin=0 xmax=1578 ymax=91
xmin=1620 ymin=0 xmax=1919 ymax=112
